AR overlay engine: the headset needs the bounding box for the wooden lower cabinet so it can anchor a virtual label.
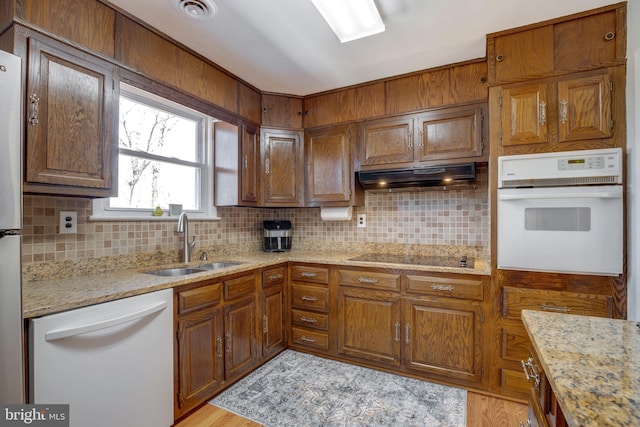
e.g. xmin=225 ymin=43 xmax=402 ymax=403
xmin=336 ymin=286 xmax=401 ymax=367
xmin=224 ymin=296 xmax=258 ymax=382
xmin=261 ymin=265 xmax=287 ymax=358
xmin=176 ymin=306 xmax=224 ymax=416
xmin=404 ymin=298 xmax=483 ymax=383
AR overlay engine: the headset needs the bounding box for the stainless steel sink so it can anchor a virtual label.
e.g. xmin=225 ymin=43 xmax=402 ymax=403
xmin=196 ymin=261 xmax=243 ymax=270
xmin=146 ymin=267 xmax=207 ymax=276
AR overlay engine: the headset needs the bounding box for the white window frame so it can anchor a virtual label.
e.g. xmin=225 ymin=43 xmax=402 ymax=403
xmin=92 ymin=83 xmax=219 ymax=220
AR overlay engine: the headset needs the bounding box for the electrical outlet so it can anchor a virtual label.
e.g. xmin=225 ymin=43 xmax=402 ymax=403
xmin=59 ymin=211 xmax=77 ymax=234
xmin=357 ymin=214 xmax=366 ymax=228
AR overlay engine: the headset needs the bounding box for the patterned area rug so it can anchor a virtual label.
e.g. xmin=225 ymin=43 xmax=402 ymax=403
xmin=211 ymin=350 xmax=466 ymax=426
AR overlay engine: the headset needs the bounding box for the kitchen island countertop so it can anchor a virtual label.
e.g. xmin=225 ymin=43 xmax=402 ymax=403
xmin=522 ymin=310 xmax=640 ymax=427
xmin=23 ymin=249 xmax=489 ymax=318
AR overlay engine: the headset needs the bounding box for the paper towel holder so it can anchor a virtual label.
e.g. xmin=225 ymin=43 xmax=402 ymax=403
xmin=320 ymin=206 xmax=353 ymax=221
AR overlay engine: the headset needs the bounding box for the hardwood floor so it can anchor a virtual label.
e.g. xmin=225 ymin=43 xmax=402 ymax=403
xmin=174 ymin=391 xmax=527 ymax=427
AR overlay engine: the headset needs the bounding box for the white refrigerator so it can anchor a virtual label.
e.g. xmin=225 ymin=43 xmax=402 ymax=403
xmin=0 ymin=49 xmax=25 ymax=404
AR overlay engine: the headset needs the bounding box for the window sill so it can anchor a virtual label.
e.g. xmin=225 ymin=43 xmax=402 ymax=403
xmin=89 ymin=215 xmax=222 ymax=222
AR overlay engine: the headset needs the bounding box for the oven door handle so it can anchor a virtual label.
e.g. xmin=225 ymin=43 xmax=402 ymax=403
xmin=499 ymin=191 xmax=621 ymax=201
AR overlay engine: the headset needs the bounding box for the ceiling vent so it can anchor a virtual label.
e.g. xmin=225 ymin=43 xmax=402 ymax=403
xmin=175 ymin=0 xmax=217 ymax=20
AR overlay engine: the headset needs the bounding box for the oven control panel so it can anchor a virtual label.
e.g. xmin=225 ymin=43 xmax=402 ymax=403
xmin=558 ymin=153 xmax=616 ymax=171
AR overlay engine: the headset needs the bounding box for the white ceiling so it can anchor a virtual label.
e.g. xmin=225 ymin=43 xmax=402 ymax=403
xmin=106 ymin=0 xmax=618 ymax=96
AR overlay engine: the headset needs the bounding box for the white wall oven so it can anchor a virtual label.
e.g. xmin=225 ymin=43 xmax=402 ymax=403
xmin=497 ymin=148 xmax=623 ymax=276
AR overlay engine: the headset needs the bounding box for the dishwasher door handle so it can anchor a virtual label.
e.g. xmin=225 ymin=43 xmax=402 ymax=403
xmin=45 ymin=301 xmax=168 ymax=341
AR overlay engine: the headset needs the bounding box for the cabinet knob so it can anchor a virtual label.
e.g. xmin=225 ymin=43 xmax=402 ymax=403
xmin=604 ymin=32 xmax=615 ymax=41
xmin=479 ymin=76 xmax=487 ymax=83
xmin=495 ymin=54 xmax=504 ymax=62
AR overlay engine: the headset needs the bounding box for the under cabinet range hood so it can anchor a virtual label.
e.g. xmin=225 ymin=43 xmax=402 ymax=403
xmin=358 ymin=163 xmax=476 ymax=192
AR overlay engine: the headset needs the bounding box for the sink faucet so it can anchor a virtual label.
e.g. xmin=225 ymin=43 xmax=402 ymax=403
xmin=176 ymin=212 xmax=196 ymax=263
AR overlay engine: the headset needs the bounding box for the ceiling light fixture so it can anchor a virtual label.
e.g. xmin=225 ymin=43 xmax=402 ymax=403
xmin=310 ymin=0 xmax=385 ymax=43
xmin=174 ymin=0 xmax=217 ymax=20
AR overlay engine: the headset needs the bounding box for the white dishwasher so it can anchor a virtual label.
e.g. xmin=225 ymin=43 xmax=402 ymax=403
xmin=29 ymin=289 xmax=174 ymax=427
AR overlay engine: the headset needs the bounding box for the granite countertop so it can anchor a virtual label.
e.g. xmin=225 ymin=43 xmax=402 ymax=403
xmin=23 ymin=249 xmax=490 ymax=318
xmin=522 ymin=310 xmax=640 ymax=427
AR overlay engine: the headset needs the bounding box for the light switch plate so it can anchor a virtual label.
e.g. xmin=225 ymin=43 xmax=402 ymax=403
xmin=59 ymin=211 xmax=77 ymax=234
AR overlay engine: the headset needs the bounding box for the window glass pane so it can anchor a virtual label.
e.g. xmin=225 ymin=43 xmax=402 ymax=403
xmin=119 ymin=96 xmax=199 ymax=163
xmin=111 ymin=154 xmax=199 ymax=210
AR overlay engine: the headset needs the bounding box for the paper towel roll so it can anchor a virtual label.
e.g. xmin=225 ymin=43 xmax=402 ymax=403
xmin=320 ymin=206 xmax=353 ymax=221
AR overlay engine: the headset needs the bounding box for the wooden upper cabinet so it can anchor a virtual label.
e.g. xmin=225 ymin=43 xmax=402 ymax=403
xmin=240 ymin=123 xmax=260 ymax=204
xmin=386 ymin=61 xmax=488 ymax=115
xmin=303 ymin=83 xmax=385 ymax=128
xmin=490 ymin=26 xmax=554 ymax=84
xmin=305 ymin=124 xmax=362 ymax=207
xmin=261 ymin=128 xmax=304 ymax=206
xmin=20 ymin=0 xmax=115 ymax=57
xmin=25 ymin=35 xmax=118 ymax=197
xmin=358 ymin=116 xmax=414 ymax=167
xmin=415 ymin=105 xmax=485 ymax=162
xmin=262 ymin=94 xmax=302 ymax=129
xmin=488 ymin=3 xmax=627 ymax=85
xmin=554 ymin=9 xmax=623 ymax=72
xmin=557 ymin=72 xmax=612 ymax=142
xmin=500 ymin=83 xmax=549 ymax=147
xmin=238 ymin=83 xmax=262 ymax=124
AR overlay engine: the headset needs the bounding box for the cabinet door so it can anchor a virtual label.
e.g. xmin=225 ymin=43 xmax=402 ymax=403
xmin=305 ymin=125 xmax=351 ymax=205
xmin=240 ymin=123 xmax=259 ymax=203
xmin=261 ymin=129 xmax=303 ymax=206
xmin=337 ymin=287 xmax=401 ymax=368
xmin=176 ymin=307 xmax=224 ymax=417
xmin=262 ymin=284 xmax=285 ymax=358
xmin=415 ymin=105 xmax=484 ymax=162
xmin=224 ymin=297 xmax=258 ymax=381
xmin=262 ymin=94 xmax=302 ymax=129
xmin=491 ymin=26 xmax=554 ymax=83
xmin=25 ymin=36 xmax=118 ymax=196
xmin=501 ymin=83 xmax=549 ymax=147
xmin=557 ymin=72 xmax=612 ymax=142
xmin=405 ymin=298 xmax=482 ymax=383
xmin=358 ymin=116 xmax=414 ymax=167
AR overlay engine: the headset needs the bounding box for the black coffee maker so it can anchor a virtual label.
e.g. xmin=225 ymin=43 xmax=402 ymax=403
xmin=263 ymin=221 xmax=292 ymax=252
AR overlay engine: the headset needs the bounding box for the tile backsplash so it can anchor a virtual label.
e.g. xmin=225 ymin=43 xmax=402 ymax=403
xmin=22 ymin=166 xmax=489 ymax=266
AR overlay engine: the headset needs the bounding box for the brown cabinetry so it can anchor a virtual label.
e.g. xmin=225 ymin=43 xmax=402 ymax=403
xmin=304 ymin=124 xmax=363 ymax=207
xmin=336 ymin=267 xmax=487 ymax=387
xmin=214 ymin=121 xmax=260 ymax=207
xmin=522 ymin=347 xmax=567 ymax=427
xmin=289 ymin=264 xmax=331 ymax=353
xmin=303 ymin=83 xmax=385 ymax=128
xmin=487 ymin=4 xmax=626 ymax=85
xmin=260 ymin=128 xmax=304 ymax=206
xmin=23 ymin=33 xmax=118 ymax=197
xmin=262 ymin=94 xmax=303 ymax=129
xmin=175 ymin=273 xmax=259 ymax=418
xmin=358 ymin=104 xmax=486 ymax=170
xmin=499 ymin=69 xmax=614 ymax=150
xmin=497 ymin=283 xmax=613 ymax=398
xmin=261 ymin=265 xmax=286 ymax=358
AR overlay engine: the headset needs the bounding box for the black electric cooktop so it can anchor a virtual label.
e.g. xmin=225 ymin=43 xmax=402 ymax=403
xmin=348 ymin=254 xmax=474 ymax=268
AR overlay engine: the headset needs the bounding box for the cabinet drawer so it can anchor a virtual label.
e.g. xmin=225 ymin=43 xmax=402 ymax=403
xmin=224 ymin=274 xmax=256 ymax=301
xmin=338 ymin=269 xmax=400 ymax=291
xmin=291 ymin=284 xmax=329 ymax=312
xmin=291 ymin=309 xmax=328 ymax=331
xmin=501 ymin=323 xmax=531 ymax=363
xmin=405 ymin=274 xmax=483 ymax=300
xmin=177 ymin=283 xmax=222 ymax=314
xmin=263 ymin=266 xmax=285 ymax=287
xmin=502 ymin=287 xmax=613 ymax=320
xmin=291 ymin=327 xmax=329 ymax=350
xmin=290 ymin=265 xmax=329 ymax=284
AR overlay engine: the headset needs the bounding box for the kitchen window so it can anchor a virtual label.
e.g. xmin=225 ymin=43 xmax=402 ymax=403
xmin=93 ymin=84 xmax=218 ymax=219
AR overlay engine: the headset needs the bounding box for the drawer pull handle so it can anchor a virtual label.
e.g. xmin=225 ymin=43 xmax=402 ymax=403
xmin=300 ymin=336 xmax=317 ymax=343
xmin=216 ymin=336 xmax=223 ymax=358
xmin=431 ymin=284 xmax=454 ymax=291
xmin=29 ymin=93 xmax=40 ymax=125
xmin=268 ymin=273 xmax=283 ymax=281
xmin=300 ymin=272 xmax=318 ymax=278
xmin=300 ymin=316 xmax=317 ymax=324
xmin=301 ymin=295 xmax=318 ymax=302
xmin=225 ymin=331 xmax=232 ymax=354
xmin=405 ymin=323 xmax=411 ymax=344
xmin=263 ymin=315 xmax=268 ymax=334
xmin=394 ymin=322 xmax=400 ymax=342
xmin=540 ymin=304 xmax=569 ymax=313
xmin=539 ymin=101 xmax=546 ymax=126
xmin=521 ymin=357 xmax=540 ymax=388
xmin=358 ymin=277 xmax=379 ymax=284
xmin=559 ymin=99 xmax=568 ymax=124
